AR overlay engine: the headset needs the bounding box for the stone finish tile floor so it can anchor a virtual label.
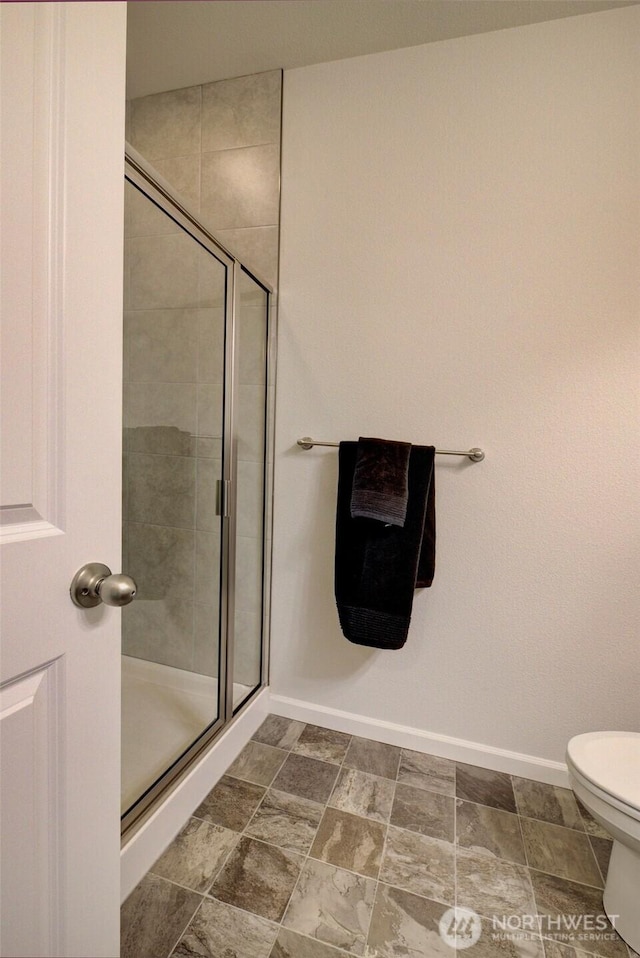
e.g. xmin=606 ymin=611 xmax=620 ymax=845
xmin=121 ymin=715 xmax=634 ymax=958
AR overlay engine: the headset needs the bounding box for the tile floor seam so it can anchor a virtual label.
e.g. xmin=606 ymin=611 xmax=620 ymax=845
xmin=518 ymin=809 xmax=603 ymax=835
xmin=364 ymin=772 xmax=402 ymax=956
xmin=521 ymin=859 xmax=538 ymax=924
xmin=588 ymin=833 xmax=610 ymax=889
xmin=269 ymin=924 xmax=361 ymax=958
xmin=392 ymin=748 xmax=401 ymax=783
xmin=201 ymin=823 xmax=246 ymax=897
xmin=515 ymin=786 xmax=533 ymax=874
xmin=523 ymin=838 xmax=604 ymax=891
xmin=189 ymin=809 xmax=227 ymax=827
xmin=197 ymin=892 xmax=280 ymax=927
xmin=147 ymin=868 xmax=208 ymax=900
xmin=167 ymin=896 xmax=205 ymax=958
xmin=575 ymin=803 xmax=592 ymax=834
xmin=275 ymin=728 xmax=388 ymax=955
xmin=364 ymin=781 xmax=395 ymax=957
xmin=527 ymin=863 xmax=610 ymax=892
xmin=163 ymin=888 xmax=206 ymax=958
xmin=592 ymin=836 xmax=609 ymax=889
xmin=454 ymin=760 xmax=458 ymax=915
xmin=240 ymin=778 xmax=280 ymax=837
xmin=460 ymin=896 xmax=537 ymax=928
xmin=512 ymin=773 xmax=524 ymax=819
xmin=275 ymin=802 xmax=325 ymax=936
xmin=267 ymin=724 xmax=352 ymax=940
xmin=509 ymin=804 xmax=541 ymax=930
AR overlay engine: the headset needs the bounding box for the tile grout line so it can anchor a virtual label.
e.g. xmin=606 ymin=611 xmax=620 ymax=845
xmin=166 ymin=894 xmax=208 ymax=958
xmin=526 ymin=863 xmax=614 ymax=893
xmin=454 ymin=760 xmax=458 ymax=924
xmin=366 ymin=771 xmax=397 ymax=957
xmin=134 ymin=868 xmax=207 ymax=958
xmin=587 ymin=832 xmax=610 ymax=889
xmin=509 ymin=775 xmax=540 ymax=940
xmin=331 ymin=737 xmax=400 ymax=957
xmin=146 ymin=869 xmax=206 ymax=900
xmin=274 ymin=727 xmax=355 ymax=947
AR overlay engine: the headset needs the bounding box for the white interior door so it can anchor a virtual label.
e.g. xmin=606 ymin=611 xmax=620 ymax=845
xmin=0 ymin=4 xmax=127 ymax=956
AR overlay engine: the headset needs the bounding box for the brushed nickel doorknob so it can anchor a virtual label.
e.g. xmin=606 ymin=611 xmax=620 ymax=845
xmin=70 ymin=563 xmax=137 ymax=609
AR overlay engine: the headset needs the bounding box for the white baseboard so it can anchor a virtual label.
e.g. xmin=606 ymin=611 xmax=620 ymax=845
xmin=120 ymin=687 xmax=269 ymax=903
xmin=269 ymin=693 xmax=569 ymax=788
xmin=121 ymin=688 xmax=570 ymax=903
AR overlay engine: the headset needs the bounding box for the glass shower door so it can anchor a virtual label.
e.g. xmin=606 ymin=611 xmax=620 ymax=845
xmin=121 ymin=176 xmax=229 ymax=821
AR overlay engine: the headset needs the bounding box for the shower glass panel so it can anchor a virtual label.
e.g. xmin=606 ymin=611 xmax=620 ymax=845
xmin=121 ymin=177 xmax=227 ymax=819
xmin=231 ymin=269 xmax=269 ymax=712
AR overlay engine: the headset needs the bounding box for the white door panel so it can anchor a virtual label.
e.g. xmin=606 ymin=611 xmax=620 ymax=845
xmin=0 ymin=4 xmax=127 ymax=956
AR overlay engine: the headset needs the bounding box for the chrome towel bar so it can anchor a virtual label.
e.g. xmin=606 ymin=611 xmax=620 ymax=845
xmin=297 ymin=437 xmax=485 ymax=462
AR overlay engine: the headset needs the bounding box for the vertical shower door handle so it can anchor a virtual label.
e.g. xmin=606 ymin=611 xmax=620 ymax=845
xmin=216 ymin=479 xmax=230 ymax=517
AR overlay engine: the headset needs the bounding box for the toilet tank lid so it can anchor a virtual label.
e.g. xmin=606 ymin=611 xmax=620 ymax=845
xmin=567 ymin=731 xmax=640 ymax=811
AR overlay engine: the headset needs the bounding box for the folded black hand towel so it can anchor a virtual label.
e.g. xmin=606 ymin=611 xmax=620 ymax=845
xmin=350 ymin=437 xmax=411 ymax=527
xmin=335 ymin=442 xmax=436 ymax=650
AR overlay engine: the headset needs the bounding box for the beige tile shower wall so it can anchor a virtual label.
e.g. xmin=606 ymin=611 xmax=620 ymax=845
xmin=124 ymin=71 xmax=280 ymax=684
xmin=127 ymin=70 xmax=282 ymax=290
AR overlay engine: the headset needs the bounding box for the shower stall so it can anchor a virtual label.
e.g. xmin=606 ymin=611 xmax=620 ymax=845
xmin=121 ymin=149 xmax=273 ymax=833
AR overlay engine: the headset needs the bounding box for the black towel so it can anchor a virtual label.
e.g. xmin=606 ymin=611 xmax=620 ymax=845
xmin=416 ymin=470 xmax=436 ymax=588
xmin=335 ymin=442 xmax=436 ymax=650
xmin=350 ymin=437 xmax=411 ymax=526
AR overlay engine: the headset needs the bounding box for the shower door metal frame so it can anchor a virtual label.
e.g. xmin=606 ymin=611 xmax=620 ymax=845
xmin=121 ymin=148 xmax=273 ymax=837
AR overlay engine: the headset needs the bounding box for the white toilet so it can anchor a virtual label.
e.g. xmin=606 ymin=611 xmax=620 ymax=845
xmin=566 ymin=731 xmax=640 ymax=953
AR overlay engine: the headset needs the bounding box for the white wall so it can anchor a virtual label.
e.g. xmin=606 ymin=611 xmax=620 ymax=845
xmin=272 ymin=7 xmax=640 ymax=765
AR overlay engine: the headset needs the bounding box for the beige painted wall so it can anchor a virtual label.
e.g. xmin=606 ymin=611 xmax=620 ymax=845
xmin=273 ymin=8 xmax=640 ymax=762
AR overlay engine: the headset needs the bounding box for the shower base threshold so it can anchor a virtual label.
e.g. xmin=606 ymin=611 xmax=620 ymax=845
xmin=121 ymin=654 xmax=251 ymax=814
